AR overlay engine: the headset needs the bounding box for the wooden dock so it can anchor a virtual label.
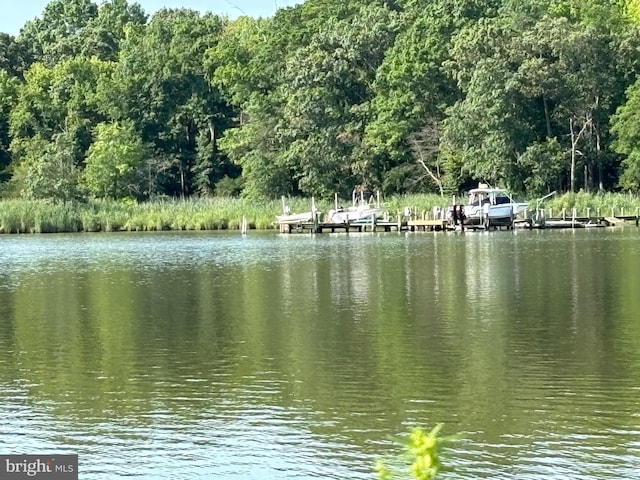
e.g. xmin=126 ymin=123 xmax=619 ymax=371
xmin=523 ymin=208 xmax=640 ymax=228
xmin=278 ymin=218 xmax=406 ymax=234
xmin=407 ymin=219 xmax=448 ymax=231
xmin=275 ymin=207 xmax=640 ymax=234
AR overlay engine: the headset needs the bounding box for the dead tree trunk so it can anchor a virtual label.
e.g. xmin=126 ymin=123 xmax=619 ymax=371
xmin=569 ymin=116 xmax=590 ymax=193
xmin=408 ymin=121 xmax=445 ymax=197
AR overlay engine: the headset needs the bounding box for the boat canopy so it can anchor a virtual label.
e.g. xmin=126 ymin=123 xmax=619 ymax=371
xmin=468 ymin=187 xmax=509 ymax=195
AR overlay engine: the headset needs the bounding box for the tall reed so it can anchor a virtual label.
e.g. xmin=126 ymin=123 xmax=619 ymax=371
xmin=1 ymin=192 xmax=639 ymax=234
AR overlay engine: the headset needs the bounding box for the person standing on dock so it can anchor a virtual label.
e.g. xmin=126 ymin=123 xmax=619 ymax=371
xmin=449 ymin=204 xmax=458 ymax=226
xmin=482 ymin=201 xmax=490 ymax=228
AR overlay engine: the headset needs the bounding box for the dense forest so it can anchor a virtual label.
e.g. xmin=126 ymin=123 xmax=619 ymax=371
xmin=3 ymin=0 xmax=640 ymax=203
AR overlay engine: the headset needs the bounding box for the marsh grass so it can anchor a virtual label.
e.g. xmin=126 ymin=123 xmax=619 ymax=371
xmin=385 ymin=194 xmax=449 ymax=216
xmin=0 ymin=197 xmax=286 ymax=234
xmin=543 ymin=191 xmax=640 ymax=215
xmin=0 ymin=200 xmax=81 ymax=233
xmin=1 ymin=192 xmax=640 ymax=234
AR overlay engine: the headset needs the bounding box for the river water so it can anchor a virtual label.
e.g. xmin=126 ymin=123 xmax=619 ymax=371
xmin=0 ymin=228 xmax=639 ymax=479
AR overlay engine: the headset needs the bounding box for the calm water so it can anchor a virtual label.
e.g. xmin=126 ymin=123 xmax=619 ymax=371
xmin=0 ymin=228 xmax=639 ymax=479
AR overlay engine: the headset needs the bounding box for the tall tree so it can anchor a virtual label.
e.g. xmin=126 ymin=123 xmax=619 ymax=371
xmin=441 ymin=0 xmax=633 ymax=193
xmin=208 ymin=16 xmax=288 ymax=198
xmin=10 ymin=57 xmax=112 ymax=154
xmin=611 ymin=79 xmax=640 ymax=192
xmin=365 ymin=0 xmax=500 ymax=195
xmin=15 ymin=0 xmax=146 ymax=66
xmin=0 ymin=71 xmax=19 ymax=184
xmin=11 ymin=131 xmax=83 ymax=202
xmin=16 ymin=0 xmax=99 ymax=66
xmin=81 ymin=0 xmax=147 ymax=61
xmin=214 ymin=1 xmax=399 ymax=198
xmin=8 ymin=57 xmax=112 ymax=197
xmin=107 ymin=9 xmax=231 ymax=197
xmin=0 ymin=33 xmax=31 ymax=76
xmin=82 ymin=121 xmax=147 ymax=199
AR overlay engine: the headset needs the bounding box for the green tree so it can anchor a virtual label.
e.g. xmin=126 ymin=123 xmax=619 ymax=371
xmin=208 ymin=16 xmax=287 ymax=198
xmin=15 ymin=0 xmax=146 ymax=67
xmin=81 ymin=0 xmax=148 ymax=61
xmin=0 ymin=33 xmax=31 ymax=76
xmin=441 ymin=0 xmax=633 ymax=194
xmin=107 ymin=9 xmax=232 ymax=197
xmin=365 ymin=0 xmax=499 ymax=195
xmin=0 ymin=70 xmax=19 ymax=185
xmin=214 ymin=1 xmax=399 ymax=198
xmin=281 ymin=3 xmax=400 ymax=196
xmin=9 ymin=57 xmax=113 ymax=168
xmin=12 ymin=131 xmax=83 ymax=202
xmin=517 ymin=138 xmax=566 ymax=195
xmin=611 ymin=78 xmax=640 ymax=192
xmin=7 ymin=57 xmax=113 ymax=198
xmin=16 ymin=0 xmax=99 ymax=67
xmin=82 ymin=121 xmax=146 ymax=199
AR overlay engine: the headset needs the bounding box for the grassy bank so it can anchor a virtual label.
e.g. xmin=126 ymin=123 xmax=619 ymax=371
xmin=540 ymin=190 xmax=640 ymax=214
xmin=1 ymin=192 xmax=639 ymax=234
xmin=0 ymin=197 xmax=341 ymax=234
xmin=0 ymin=198 xmax=276 ymax=234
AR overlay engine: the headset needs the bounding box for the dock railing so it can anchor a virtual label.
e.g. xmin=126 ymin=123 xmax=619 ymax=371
xmin=529 ymin=206 xmax=640 ymax=227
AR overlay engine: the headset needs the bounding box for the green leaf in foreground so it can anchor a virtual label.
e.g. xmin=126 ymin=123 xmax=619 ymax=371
xmin=375 ymin=424 xmax=451 ymax=480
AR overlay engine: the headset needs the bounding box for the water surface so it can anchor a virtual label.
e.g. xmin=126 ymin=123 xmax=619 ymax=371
xmin=1 ymin=229 xmax=639 ymax=479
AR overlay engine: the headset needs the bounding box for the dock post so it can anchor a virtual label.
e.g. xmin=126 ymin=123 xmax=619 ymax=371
xmin=572 ymin=208 xmax=576 ymax=227
xmin=313 ymin=212 xmax=319 ymax=234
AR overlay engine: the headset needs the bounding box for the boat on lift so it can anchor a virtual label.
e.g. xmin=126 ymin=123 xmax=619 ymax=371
xmin=327 ymin=190 xmax=385 ymax=224
xmin=459 ymin=184 xmax=528 ymax=229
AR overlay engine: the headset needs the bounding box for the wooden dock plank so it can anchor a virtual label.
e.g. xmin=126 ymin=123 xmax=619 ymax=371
xmin=277 ymin=220 xmax=407 ymax=234
xmin=407 ymin=219 xmax=448 ymax=231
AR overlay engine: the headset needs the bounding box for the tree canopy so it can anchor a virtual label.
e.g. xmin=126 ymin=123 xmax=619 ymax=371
xmin=2 ymin=0 xmax=640 ymax=201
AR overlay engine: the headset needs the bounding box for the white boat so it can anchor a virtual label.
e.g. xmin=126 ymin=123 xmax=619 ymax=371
xmin=460 ymin=184 xmax=528 ymax=228
xmin=327 ymin=190 xmax=385 ymax=224
xmin=327 ymin=204 xmax=385 ymax=224
xmin=275 ymin=211 xmax=316 ymax=224
xmin=275 ymin=197 xmax=319 ymax=225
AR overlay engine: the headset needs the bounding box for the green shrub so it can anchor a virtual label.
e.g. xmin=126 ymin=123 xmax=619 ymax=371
xmin=375 ymin=425 xmax=449 ymax=480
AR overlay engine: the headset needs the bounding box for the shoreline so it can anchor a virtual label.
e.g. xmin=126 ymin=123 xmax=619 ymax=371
xmin=1 ymin=192 xmax=639 ymax=234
